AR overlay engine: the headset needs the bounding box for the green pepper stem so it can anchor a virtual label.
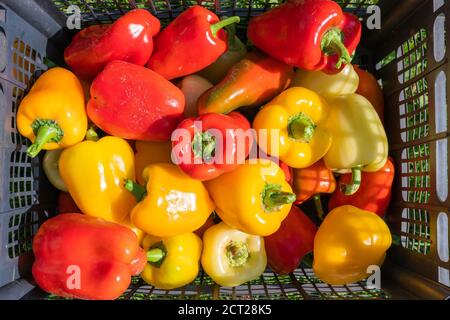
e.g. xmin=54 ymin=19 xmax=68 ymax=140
xmin=124 ymin=179 xmax=147 ymax=202
xmin=313 ymin=195 xmax=325 ymax=220
xmin=321 ymin=28 xmax=353 ymax=69
xmin=211 ymin=16 xmax=240 ymax=38
xmin=85 ymin=127 xmax=99 ymax=142
xmin=192 ymin=131 xmax=216 ymax=162
xmin=288 ymin=113 xmax=316 ymax=143
xmin=147 ymin=241 xmax=167 ymax=268
xmin=226 ymin=241 xmax=249 ymax=267
xmin=27 ymin=120 xmax=64 ymax=158
xmin=262 ymin=184 xmax=296 ymax=212
xmin=340 ymin=167 xmax=362 ymax=195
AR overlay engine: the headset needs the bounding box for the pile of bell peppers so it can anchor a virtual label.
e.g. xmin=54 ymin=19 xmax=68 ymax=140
xmin=16 ymin=1 xmax=396 ymax=300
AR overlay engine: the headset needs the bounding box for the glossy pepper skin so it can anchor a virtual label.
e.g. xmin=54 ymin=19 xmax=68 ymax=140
xmin=197 ymin=21 xmax=248 ymax=84
xmin=127 ymin=163 xmax=215 ymax=238
xmin=354 ymin=65 xmax=385 ymax=123
xmin=248 ymin=0 xmax=361 ymax=74
xmin=32 ymin=214 xmax=146 ymax=300
xmin=293 ymin=160 xmax=336 ymax=204
xmin=17 ymin=67 xmax=87 ymax=158
xmin=324 ymin=94 xmax=388 ymax=195
xmin=141 ymin=233 xmax=202 ymax=290
xmin=198 ymin=52 xmax=294 ymax=115
xmin=292 ymin=64 xmax=359 ymax=99
xmin=329 ymin=158 xmax=394 ymax=217
xmin=265 ymin=206 xmax=317 ymax=274
xmin=172 ymin=112 xmax=253 ymax=181
xmin=59 ymin=136 xmax=137 ymax=223
xmin=64 ymin=9 xmax=160 ymax=79
xmin=205 ymin=160 xmax=295 ymax=236
xmin=87 ymin=60 xmax=185 ymax=141
xmin=135 ymin=141 xmax=173 ymax=185
xmin=313 ymin=205 xmax=392 ymax=285
xmin=201 ymin=222 xmax=267 ymax=287
xmin=147 ymin=6 xmax=240 ymax=80
xmin=253 ymin=87 xmax=332 ymax=169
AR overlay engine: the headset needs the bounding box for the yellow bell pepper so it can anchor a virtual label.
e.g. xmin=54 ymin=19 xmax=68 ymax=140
xmin=201 ymin=222 xmax=267 ymax=287
xmin=324 ymin=94 xmax=388 ymax=195
xmin=126 ymin=163 xmax=215 ymax=238
xmin=141 ymin=233 xmax=202 ymax=290
xmin=205 ymin=160 xmax=295 ymax=236
xmin=59 ymin=136 xmax=136 ymax=223
xmin=17 ymin=67 xmax=88 ymax=158
xmin=121 ymin=216 xmax=145 ymax=245
xmin=291 ymin=64 xmax=359 ymax=99
xmin=253 ymin=87 xmax=332 ymax=169
xmin=135 ymin=141 xmax=173 ymax=185
xmin=313 ymin=205 xmax=392 ymax=285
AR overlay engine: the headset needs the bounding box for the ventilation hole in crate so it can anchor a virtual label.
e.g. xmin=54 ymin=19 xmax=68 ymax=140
xmin=8 ymin=150 xmax=37 ymax=209
xmin=401 ymin=143 xmax=431 ymax=204
xmin=399 ymin=208 xmax=431 ymax=255
xmin=7 ymin=210 xmax=39 ymax=259
xmin=12 ymin=38 xmax=41 ymax=86
xmin=397 ymin=29 xmax=428 ymax=84
xmin=398 ymin=77 xmax=429 ymax=142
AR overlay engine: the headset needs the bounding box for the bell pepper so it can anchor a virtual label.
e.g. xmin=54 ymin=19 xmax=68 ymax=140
xmin=147 ymin=6 xmax=240 ymax=80
xmin=354 ymin=65 xmax=385 ymax=123
xmin=205 ymin=160 xmax=295 ymax=236
xmin=253 ymin=87 xmax=332 ymax=169
xmin=178 ymin=75 xmax=213 ymax=118
xmin=247 ymin=0 xmax=361 ymax=74
xmin=329 ymin=158 xmax=395 ymax=217
xmin=197 ymin=52 xmax=294 ymax=115
xmin=43 ymin=149 xmax=68 ymax=192
xmin=64 ymin=9 xmax=160 ymax=79
xmin=197 ymin=20 xmax=248 ymax=84
xmin=135 ymin=141 xmax=173 ymax=185
xmin=59 ymin=136 xmax=137 ymax=223
xmin=57 ymin=192 xmax=80 ymax=214
xmin=292 ymin=64 xmax=359 ymax=99
xmin=141 ymin=233 xmax=202 ymax=289
xmin=313 ymin=205 xmax=392 ymax=285
xmin=172 ymin=112 xmax=253 ymax=181
xmin=87 ymin=60 xmax=185 ymax=141
xmin=324 ymin=94 xmax=388 ymax=195
xmin=17 ymin=67 xmax=87 ymax=158
xmin=32 ymin=214 xmax=146 ymax=300
xmin=201 ymin=222 xmax=267 ymax=287
xmin=293 ymin=159 xmax=336 ymax=202
xmin=126 ymin=163 xmax=215 ymax=237
xmin=265 ymin=206 xmax=317 ymax=275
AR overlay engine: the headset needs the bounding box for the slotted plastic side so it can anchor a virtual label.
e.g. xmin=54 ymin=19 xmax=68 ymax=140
xmin=375 ymin=0 xmax=450 ymax=294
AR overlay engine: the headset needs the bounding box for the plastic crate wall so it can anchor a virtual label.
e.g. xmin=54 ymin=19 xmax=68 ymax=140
xmin=0 ymin=2 xmax=59 ymax=300
xmin=374 ymin=0 xmax=450 ymax=291
xmin=0 ymin=0 xmax=448 ymax=300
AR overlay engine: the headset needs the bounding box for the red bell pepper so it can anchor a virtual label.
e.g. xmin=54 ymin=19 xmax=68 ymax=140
xmin=172 ymin=112 xmax=253 ymax=181
xmin=57 ymin=192 xmax=80 ymax=214
xmin=32 ymin=214 xmax=146 ymax=300
xmin=87 ymin=60 xmax=185 ymax=141
xmin=147 ymin=5 xmax=240 ymax=80
xmin=64 ymin=9 xmax=160 ymax=79
xmin=329 ymin=158 xmax=395 ymax=217
xmin=247 ymin=0 xmax=362 ymax=74
xmin=265 ymin=206 xmax=317 ymax=274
